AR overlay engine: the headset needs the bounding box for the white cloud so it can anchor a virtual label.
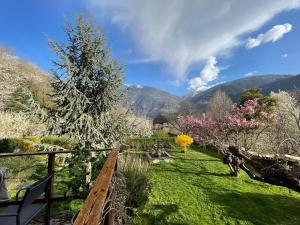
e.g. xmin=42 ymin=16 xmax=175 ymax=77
xmin=90 ymin=0 xmax=300 ymax=78
xmin=135 ymin=84 xmax=143 ymax=89
xmin=281 ymin=53 xmax=289 ymax=58
xmin=243 ymin=71 xmax=257 ymax=77
xmin=246 ymin=23 xmax=293 ymax=48
xmin=125 ymin=83 xmax=144 ymax=88
xmin=244 ymin=72 xmax=254 ymax=77
xmin=188 ymin=56 xmax=220 ymax=92
xmin=128 ymin=57 xmax=158 ymax=64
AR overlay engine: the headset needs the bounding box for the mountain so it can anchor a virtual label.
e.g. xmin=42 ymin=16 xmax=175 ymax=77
xmin=189 ymin=75 xmax=295 ymax=106
xmin=1 ymin=46 xmax=299 ymax=118
xmin=261 ymin=74 xmax=300 ymax=95
xmin=124 ymin=85 xmax=182 ymax=118
xmin=0 ymin=47 xmax=51 ymax=110
xmin=0 ymin=47 xmax=181 ymax=118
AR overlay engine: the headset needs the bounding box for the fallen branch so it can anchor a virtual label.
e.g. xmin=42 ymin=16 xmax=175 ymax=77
xmin=222 ymin=146 xmax=300 ymax=193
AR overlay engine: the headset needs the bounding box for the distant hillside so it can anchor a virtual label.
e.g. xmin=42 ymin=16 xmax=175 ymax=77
xmin=0 ymin=47 xmax=51 ymax=110
xmin=124 ymin=85 xmax=182 ymax=118
xmin=1 ymin=46 xmax=298 ymax=118
xmin=261 ymin=74 xmax=300 ymax=95
xmin=0 ymin=47 xmax=181 ymax=118
xmin=189 ymin=75 xmax=293 ymax=106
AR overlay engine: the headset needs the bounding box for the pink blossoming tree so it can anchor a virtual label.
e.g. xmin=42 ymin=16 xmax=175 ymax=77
xmin=177 ymin=98 xmax=276 ymax=151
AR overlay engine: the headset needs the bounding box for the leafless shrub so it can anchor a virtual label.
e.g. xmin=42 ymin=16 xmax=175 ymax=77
xmin=0 ymin=111 xmax=46 ymax=139
xmin=101 ymin=171 xmax=130 ymax=225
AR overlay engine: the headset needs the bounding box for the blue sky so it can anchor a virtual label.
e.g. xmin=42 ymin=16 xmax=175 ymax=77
xmin=0 ymin=0 xmax=300 ymax=96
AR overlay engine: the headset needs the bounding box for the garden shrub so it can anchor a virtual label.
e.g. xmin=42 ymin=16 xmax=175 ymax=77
xmin=152 ymin=130 xmax=169 ymax=138
xmin=17 ymin=139 xmax=38 ymax=152
xmin=0 ymin=138 xmax=39 ymax=153
xmin=41 ymin=135 xmax=75 ymax=150
xmin=175 ymin=134 xmax=193 ymax=153
xmin=0 ymin=138 xmax=18 ymax=153
xmin=125 ymin=137 xmax=174 ymax=150
xmin=24 ymin=136 xmax=41 ymax=143
xmin=91 ymin=153 xmax=107 ymax=181
xmin=0 ymin=111 xmax=46 ymax=139
xmin=64 ymin=143 xmax=107 ymax=197
xmin=119 ymin=154 xmax=150 ymax=211
xmin=125 ymin=112 xmax=153 ymax=137
xmin=0 ymin=138 xmax=37 ymax=153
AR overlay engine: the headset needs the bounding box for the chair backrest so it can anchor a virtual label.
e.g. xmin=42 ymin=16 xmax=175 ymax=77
xmin=18 ymin=173 xmax=54 ymax=212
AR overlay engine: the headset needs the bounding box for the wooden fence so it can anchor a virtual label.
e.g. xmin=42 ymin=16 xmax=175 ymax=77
xmin=0 ymin=148 xmax=119 ymax=225
xmin=73 ymin=149 xmax=118 ymax=225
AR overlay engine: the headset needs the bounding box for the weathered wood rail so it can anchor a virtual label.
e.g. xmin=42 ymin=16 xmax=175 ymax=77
xmin=73 ymin=149 xmax=118 ymax=225
xmin=0 ymin=148 xmax=117 ymax=224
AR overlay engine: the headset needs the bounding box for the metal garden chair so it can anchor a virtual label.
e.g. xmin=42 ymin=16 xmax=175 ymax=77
xmin=0 ymin=173 xmax=53 ymax=225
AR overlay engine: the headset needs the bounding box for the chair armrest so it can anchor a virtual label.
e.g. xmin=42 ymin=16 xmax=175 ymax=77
xmin=15 ymin=187 xmax=27 ymax=201
xmin=71 ymin=211 xmax=79 ymax=224
xmin=0 ymin=213 xmax=18 ymax=217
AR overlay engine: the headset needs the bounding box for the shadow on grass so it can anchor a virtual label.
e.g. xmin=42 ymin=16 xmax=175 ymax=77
xmin=172 ymin=157 xmax=220 ymax=162
xmin=153 ymin=161 xmax=229 ymax=178
xmin=137 ymin=204 xmax=188 ymax=225
xmin=155 ymin=167 xmax=230 ymax=178
xmin=208 ymin=191 xmax=300 ymax=225
xmin=145 ymin=147 xmax=300 ymax=224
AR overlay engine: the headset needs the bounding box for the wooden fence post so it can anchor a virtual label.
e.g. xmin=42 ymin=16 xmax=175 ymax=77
xmin=73 ymin=149 xmax=119 ymax=225
xmin=47 ymin=153 xmax=55 ymax=218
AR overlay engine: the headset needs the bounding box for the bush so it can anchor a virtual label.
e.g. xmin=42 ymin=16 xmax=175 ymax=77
xmin=125 ymin=137 xmax=174 ymax=151
xmin=41 ymin=135 xmax=75 ymax=150
xmin=175 ymin=134 xmax=193 ymax=153
xmin=0 ymin=111 xmax=46 ymax=139
xmin=0 ymin=138 xmax=18 ymax=153
xmin=0 ymin=135 xmax=75 ymax=153
xmin=24 ymin=136 xmax=41 ymax=143
xmin=17 ymin=139 xmax=38 ymax=152
xmin=152 ymin=130 xmax=169 ymax=138
xmin=125 ymin=112 xmax=153 ymax=137
xmin=0 ymin=138 xmax=38 ymax=153
xmin=119 ymin=154 xmax=150 ymax=210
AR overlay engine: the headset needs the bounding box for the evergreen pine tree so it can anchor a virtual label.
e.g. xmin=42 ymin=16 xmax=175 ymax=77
xmin=49 ymin=15 xmax=123 ymax=147
xmin=48 ymin=15 xmax=124 ymax=194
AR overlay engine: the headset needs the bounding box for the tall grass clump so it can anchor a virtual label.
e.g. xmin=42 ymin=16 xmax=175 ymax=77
xmin=119 ymin=154 xmax=150 ymax=211
xmin=41 ymin=135 xmax=75 ymax=150
xmin=152 ymin=130 xmax=169 ymax=138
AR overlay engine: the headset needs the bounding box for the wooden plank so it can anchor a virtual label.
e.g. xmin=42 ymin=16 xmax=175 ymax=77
xmin=73 ymin=149 xmax=118 ymax=225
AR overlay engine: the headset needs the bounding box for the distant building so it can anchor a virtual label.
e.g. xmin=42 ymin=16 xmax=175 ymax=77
xmin=153 ymin=114 xmax=180 ymax=135
xmin=153 ymin=114 xmax=169 ymax=131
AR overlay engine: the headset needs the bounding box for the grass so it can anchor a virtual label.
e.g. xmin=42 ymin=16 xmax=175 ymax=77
xmin=132 ymin=147 xmax=300 ymax=225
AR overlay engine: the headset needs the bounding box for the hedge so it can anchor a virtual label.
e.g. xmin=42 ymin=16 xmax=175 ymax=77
xmin=124 ymin=137 xmax=175 ymax=151
xmin=0 ymin=135 xmax=75 ymax=153
xmin=41 ymin=135 xmax=75 ymax=150
xmin=0 ymin=137 xmax=38 ymax=153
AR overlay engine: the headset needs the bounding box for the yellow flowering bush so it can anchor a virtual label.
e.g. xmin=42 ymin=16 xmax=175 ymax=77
xmin=175 ymin=134 xmax=193 ymax=153
xmin=24 ymin=136 xmax=41 ymax=143
xmin=17 ymin=139 xmax=37 ymax=152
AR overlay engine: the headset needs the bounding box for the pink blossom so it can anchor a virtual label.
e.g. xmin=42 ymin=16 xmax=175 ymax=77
xmin=177 ymin=97 xmax=276 ymax=145
xmin=240 ymin=99 xmax=258 ymax=115
xmin=260 ymin=111 xmax=276 ymax=121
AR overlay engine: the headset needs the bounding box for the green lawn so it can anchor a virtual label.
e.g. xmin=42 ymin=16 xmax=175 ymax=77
xmin=132 ymin=147 xmax=300 ymax=225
